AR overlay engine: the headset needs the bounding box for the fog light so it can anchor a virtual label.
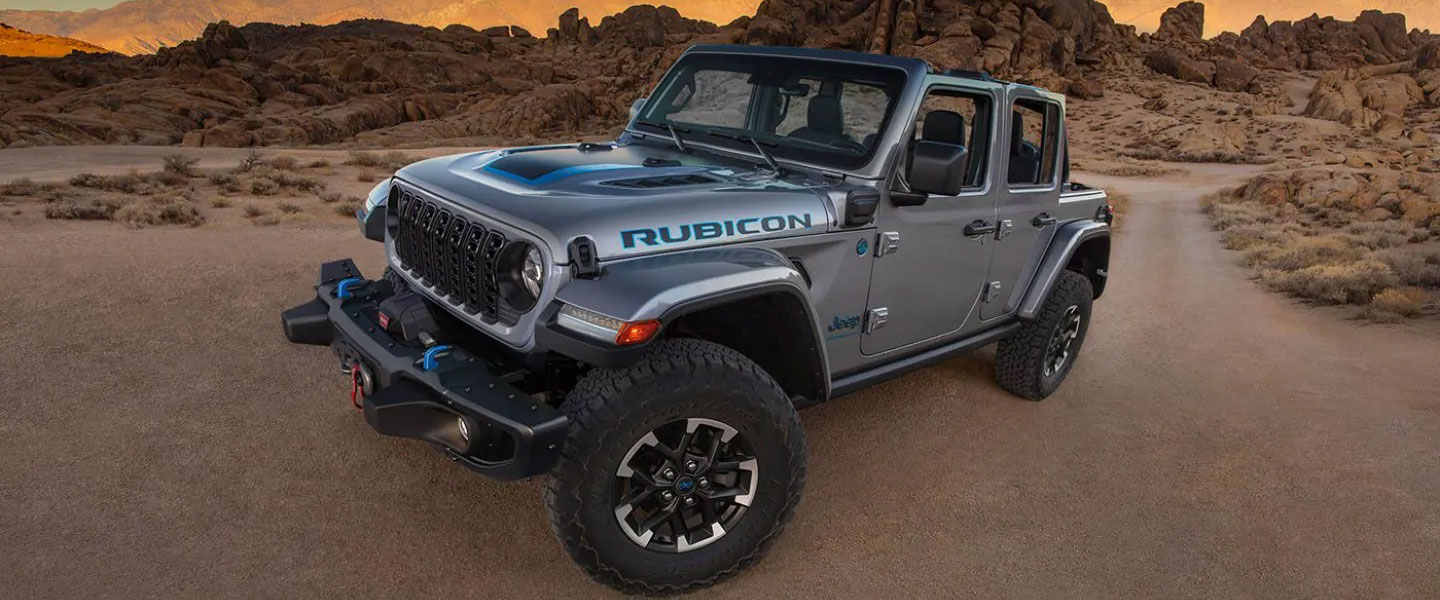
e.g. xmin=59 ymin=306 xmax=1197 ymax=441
xmin=457 ymin=416 xmax=471 ymax=444
xmin=557 ymin=304 xmax=661 ymax=346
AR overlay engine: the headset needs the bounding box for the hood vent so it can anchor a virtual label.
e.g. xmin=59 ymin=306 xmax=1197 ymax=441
xmin=604 ymin=174 xmax=719 ymax=189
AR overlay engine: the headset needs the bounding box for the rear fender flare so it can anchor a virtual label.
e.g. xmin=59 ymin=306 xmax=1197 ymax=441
xmin=1017 ymin=221 xmax=1109 ymax=321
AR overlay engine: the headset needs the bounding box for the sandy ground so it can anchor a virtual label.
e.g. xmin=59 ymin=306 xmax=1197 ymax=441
xmin=3 ymin=164 xmax=1440 ymax=599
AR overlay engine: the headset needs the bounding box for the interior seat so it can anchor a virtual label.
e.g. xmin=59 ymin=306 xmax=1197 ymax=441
xmin=1008 ymin=111 xmax=1042 ymax=185
xmin=788 ymin=95 xmax=852 ymax=145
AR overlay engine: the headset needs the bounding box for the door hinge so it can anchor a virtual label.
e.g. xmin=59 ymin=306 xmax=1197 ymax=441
xmin=876 ymin=232 xmax=900 ymax=257
xmin=995 ymin=219 xmax=1015 ymax=240
xmin=982 ymin=281 xmax=1002 ymax=303
xmin=864 ymin=307 xmax=889 ymax=333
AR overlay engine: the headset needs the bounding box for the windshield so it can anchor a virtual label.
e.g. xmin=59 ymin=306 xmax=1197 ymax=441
xmin=636 ymin=53 xmax=908 ymax=170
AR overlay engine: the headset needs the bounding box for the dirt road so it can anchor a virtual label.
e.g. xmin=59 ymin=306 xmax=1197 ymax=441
xmin=3 ymin=168 xmax=1439 ymax=599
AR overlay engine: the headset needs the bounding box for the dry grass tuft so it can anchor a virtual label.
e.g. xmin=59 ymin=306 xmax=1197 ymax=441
xmin=269 ymin=155 xmax=299 ymax=171
xmin=345 ymin=150 xmax=413 ymax=170
xmin=243 ymin=204 xmax=267 ymax=218
xmin=1261 ymin=260 xmax=1398 ymax=305
xmin=1364 ymin=287 xmax=1430 ymax=322
xmin=277 ymin=202 xmax=303 ymax=214
xmin=162 ymin=153 xmax=199 ymax=177
xmin=334 ymin=197 xmax=364 ymax=217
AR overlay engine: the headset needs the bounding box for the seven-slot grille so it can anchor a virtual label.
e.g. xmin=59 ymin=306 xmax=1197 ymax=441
xmin=393 ymin=189 xmax=510 ymax=324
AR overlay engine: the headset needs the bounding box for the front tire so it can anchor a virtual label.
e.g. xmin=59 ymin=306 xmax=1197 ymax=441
xmin=994 ymin=270 xmax=1093 ymax=400
xmin=543 ymin=339 xmax=806 ymax=595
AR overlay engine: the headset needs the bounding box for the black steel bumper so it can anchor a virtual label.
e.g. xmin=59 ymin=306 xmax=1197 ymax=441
xmin=281 ymin=259 xmax=568 ymax=481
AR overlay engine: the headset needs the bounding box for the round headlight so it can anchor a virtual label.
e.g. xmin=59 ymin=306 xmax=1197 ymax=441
xmin=522 ymin=245 xmax=544 ymax=298
xmin=497 ymin=242 xmax=545 ymax=312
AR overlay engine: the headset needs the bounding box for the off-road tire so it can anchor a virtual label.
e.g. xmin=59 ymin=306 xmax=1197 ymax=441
xmin=994 ymin=270 xmax=1093 ymax=401
xmin=543 ymin=338 xmax=806 ymax=595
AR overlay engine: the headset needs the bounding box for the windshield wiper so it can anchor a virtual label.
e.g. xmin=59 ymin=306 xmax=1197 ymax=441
xmin=635 ymin=119 xmax=689 ymax=153
xmin=705 ymin=130 xmax=782 ymax=173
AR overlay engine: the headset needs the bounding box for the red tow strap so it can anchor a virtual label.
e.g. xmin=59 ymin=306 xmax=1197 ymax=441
xmin=350 ymin=366 xmax=363 ymax=409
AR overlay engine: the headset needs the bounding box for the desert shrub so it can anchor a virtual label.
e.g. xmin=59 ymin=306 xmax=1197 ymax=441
xmin=346 ymin=150 xmax=412 ymax=170
xmin=1346 ymin=221 xmax=1427 ymax=249
xmin=277 ymin=202 xmax=303 ymax=214
xmin=115 ymin=197 xmax=204 ymax=227
xmin=357 ymin=171 xmax=377 ymax=183
xmin=335 ymin=197 xmax=364 ymax=217
xmin=44 ymin=196 xmax=123 ymax=220
xmin=208 ymin=172 xmax=237 ymax=186
xmin=319 ymin=191 xmax=342 ymax=203
xmin=346 ymin=150 xmax=382 ymax=168
xmin=307 ymin=159 xmax=331 ymax=169
xmin=1261 ymin=260 xmax=1398 ymax=305
xmin=162 ymin=153 xmax=199 ymax=177
xmin=270 ymin=155 xmax=299 ymax=171
xmin=70 ymin=172 xmax=146 ymax=194
xmin=1205 ymin=202 xmax=1273 ymax=230
xmin=250 ymin=178 xmax=278 ymax=196
xmin=156 ymin=171 xmax=190 ymax=187
xmin=252 ymin=215 xmax=281 ymax=226
xmin=270 ymin=172 xmax=324 ymax=192
xmin=1364 ymin=287 xmax=1429 ymax=322
xmin=1373 ymin=247 xmax=1440 ymax=287
xmin=0 ymin=177 xmax=48 ymax=196
xmin=243 ymin=204 xmax=266 ymax=218
xmin=236 ymin=149 xmax=266 ymax=173
xmin=211 ymin=197 xmax=231 ymax=208
xmin=1243 ymin=234 xmax=1363 ymax=271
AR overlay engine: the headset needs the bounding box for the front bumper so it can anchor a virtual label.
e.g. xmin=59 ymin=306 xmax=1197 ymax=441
xmin=281 ymin=259 xmax=567 ymax=481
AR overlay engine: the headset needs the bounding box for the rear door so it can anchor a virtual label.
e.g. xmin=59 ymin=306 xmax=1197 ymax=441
xmin=981 ymin=90 xmax=1065 ymax=319
xmin=861 ymin=83 xmax=999 ymax=354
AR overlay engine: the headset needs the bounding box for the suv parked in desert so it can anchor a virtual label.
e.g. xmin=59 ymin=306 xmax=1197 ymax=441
xmin=283 ymin=44 xmax=1111 ymax=594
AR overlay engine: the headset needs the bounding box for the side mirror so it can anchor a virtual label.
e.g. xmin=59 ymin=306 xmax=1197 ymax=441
xmin=907 ymin=141 xmax=968 ymax=197
xmin=628 ymin=97 xmax=647 ymax=123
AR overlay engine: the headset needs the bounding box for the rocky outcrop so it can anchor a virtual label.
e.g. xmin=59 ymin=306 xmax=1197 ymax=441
xmin=1155 ymin=1 xmax=1204 ymax=40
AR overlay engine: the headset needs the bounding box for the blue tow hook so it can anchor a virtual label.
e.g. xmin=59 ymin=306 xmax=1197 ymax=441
xmin=334 ymin=277 xmax=364 ymax=299
xmin=421 ymin=345 xmax=452 ymax=371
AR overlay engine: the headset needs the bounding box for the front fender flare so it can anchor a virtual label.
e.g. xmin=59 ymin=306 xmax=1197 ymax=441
xmin=1016 ymin=221 xmax=1110 ymax=321
xmin=540 ymin=247 xmax=830 ymax=400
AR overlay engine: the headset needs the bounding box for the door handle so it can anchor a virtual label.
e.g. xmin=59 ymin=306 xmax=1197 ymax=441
xmin=1032 ymin=213 xmax=1057 ymax=227
xmin=964 ymin=220 xmax=997 ymax=237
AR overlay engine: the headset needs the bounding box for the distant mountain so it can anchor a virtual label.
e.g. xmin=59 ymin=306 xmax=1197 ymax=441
xmin=1105 ymin=0 xmax=1440 ymax=36
xmin=0 ymin=0 xmax=760 ymax=55
xmin=0 ymin=22 xmax=111 ymax=57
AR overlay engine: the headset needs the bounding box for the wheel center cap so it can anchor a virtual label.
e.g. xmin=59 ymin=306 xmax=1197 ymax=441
xmin=673 ymin=476 xmax=696 ymax=495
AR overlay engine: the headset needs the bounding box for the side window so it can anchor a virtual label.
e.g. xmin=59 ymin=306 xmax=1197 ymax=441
xmin=666 ymin=70 xmax=752 ymax=128
xmin=913 ymin=88 xmax=991 ymax=190
xmin=1007 ymin=99 xmax=1060 ymax=187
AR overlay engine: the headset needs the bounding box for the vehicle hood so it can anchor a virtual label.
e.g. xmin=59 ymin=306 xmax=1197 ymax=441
xmin=394 ymin=143 xmax=836 ymax=263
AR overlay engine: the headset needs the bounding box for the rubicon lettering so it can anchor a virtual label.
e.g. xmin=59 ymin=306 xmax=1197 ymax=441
xmin=620 ymin=214 xmax=816 ymax=249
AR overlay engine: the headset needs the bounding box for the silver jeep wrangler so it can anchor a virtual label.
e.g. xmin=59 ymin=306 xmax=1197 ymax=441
xmin=283 ymin=44 xmax=1111 ymax=594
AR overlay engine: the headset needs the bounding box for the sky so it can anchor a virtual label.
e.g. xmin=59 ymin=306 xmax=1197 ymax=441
xmin=0 ymin=0 xmax=121 ymax=9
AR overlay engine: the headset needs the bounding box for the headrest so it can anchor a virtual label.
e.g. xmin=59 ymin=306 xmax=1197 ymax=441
xmin=922 ymin=110 xmax=965 ymax=144
xmin=807 ymin=95 xmax=844 ymax=135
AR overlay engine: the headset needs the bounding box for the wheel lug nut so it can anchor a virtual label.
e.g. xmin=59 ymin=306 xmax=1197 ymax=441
xmin=661 ymin=491 xmax=674 ymax=501
xmin=698 ymin=477 xmax=709 ymax=488
xmin=684 ymin=497 xmax=695 ymax=506
xmin=662 ymin=468 xmax=676 ymax=479
xmin=685 ymin=460 xmax=698 ymax=472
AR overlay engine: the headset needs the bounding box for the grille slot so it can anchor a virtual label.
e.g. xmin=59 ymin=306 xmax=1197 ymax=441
xmin=392 ymin=190 xmax=513 ymax=324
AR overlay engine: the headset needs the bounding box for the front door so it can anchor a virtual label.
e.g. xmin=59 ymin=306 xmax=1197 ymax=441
xmin=861 ymin=85 xmax=999 ymax=355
